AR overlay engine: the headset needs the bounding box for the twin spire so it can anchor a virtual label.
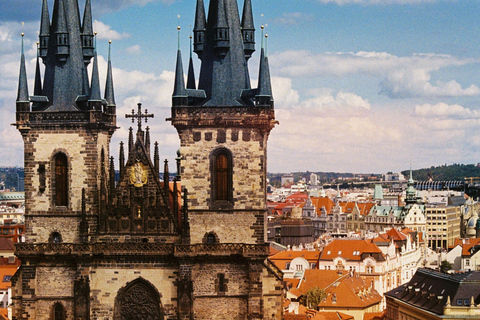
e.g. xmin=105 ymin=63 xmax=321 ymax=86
xmin=17 ymin=0 xmax=115 ymax=114
xmin=174 ymin=0 xmax=273 ymax=107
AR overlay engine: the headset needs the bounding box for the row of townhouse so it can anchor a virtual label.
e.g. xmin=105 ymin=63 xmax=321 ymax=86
xmin=270 ymin=228 xmax=424 ymax=311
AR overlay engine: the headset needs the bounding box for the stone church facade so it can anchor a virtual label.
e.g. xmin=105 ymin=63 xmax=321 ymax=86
xmin=12 ymin=0 xmax=282 ymax=319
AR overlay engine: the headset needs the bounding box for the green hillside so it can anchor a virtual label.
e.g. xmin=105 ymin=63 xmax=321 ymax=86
xmin=402 ymin=164 xmax=480 ymax=181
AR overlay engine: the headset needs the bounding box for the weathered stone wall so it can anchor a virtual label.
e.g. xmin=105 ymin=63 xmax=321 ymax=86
xmin=180 ymin=128 xmax=267 ymax=211
xmin=22 ymin=128 xmax=110 ymax=243
xmin=192 ymin=262 xmax=249 ymax=319
xmin=262 ymin=265 xmax=284 ymax=320
xmin=89 ymin=264 xmax=178 ymax=320
xmin=179 ymin=128 xmax=268 ymax=244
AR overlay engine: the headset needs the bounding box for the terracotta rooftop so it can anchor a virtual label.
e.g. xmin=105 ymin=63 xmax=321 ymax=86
xmin=296 ymin=270 xmax=382 ymax=309
xmin=270 ymin=250 xmax=321 ymax=270
xmin=320 ymin=239 xmax=383 ymax=261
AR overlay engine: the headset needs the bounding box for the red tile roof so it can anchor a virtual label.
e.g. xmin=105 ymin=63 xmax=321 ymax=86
xmin=0 ymin=238 xmax=14 ymax=251
xmin=297 ymin=270 xmax=382 ymax=309
xmin=270 ymin=250 xmax=321 ymax=270
xmin=320 ymin=239 xmax=383 ymax=261
xmin=311 ymin=197 xmax=335 ymax=216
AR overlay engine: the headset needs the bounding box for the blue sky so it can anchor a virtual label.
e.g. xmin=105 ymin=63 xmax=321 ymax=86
xmin=2 ymin=0 xmax=480 ymax=174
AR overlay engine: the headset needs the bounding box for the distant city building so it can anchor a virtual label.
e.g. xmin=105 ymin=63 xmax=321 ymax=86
xmin=383 ymin=172 xmax=405 ymax=182
xmin=309 ymin=173 xmax=318 ymax=186
xmin=282 ymin=174 xmax=295 ymax=188
xmin=385 ymin=269 xmax=480 ymax=320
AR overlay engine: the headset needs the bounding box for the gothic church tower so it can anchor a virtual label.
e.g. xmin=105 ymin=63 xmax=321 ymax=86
xmin=12 ymin=0 xmax=282 ymax=319
xmin=15 ymin=0 xmax=116 ymax=244
xmin=170 ymin=0 xmax=280 ymax=318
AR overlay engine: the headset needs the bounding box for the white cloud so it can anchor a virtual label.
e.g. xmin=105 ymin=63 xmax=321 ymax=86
xmin=125 ymin=45 xmax=142 ymax=55
xmin=415 ymin=103 xmax=480 ymax=120
xmin=272 ymin=12 xmax=313 ymax=25
xmin=93 ymin=21 xmax=130 ymax=40
xmin=270 ymin=51 xmax=479 ymax=99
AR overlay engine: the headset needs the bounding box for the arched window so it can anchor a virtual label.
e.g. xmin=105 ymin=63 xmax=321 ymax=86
xmin=211 ymin=149 xmax=232 ymax=208
xmin=207 ymin=233 xmax=216 ymax=244
xmin=53 ymin=303 xmax=65 ymax=320
xmin=50 ymin=232 xmax=62 ymax=243
xmin=54 ymin=153 xmax=68 ymax=207
xmin=114 ymin=278 xmax=164 ymax=320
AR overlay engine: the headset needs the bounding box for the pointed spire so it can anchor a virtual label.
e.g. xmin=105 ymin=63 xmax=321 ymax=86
xmin=119 ymin=141 xmax=125 ymax=178
xmin=145 ymin=126 xmax=151 ymax=157
xmin=34 ymin=43 xmax=43 ymax=96
xmin=154 ymin=142 xmax=160 ymax=176
xmin=82 ymin=0 xmax=94 ymax=35
xmin=128 ymin=127 xmax=134 ymax=155
xmin=241 ymin=0 xmax=255 ymax=59
xmin=39 ymin=0 xmax=50 ymax=59
xmin=255 ymin=35 xmax=273 ymax=105
xmin=82 ymin=0 xmax=94 ymax=63
xmin=104 ymin=40 xmax=116 ymax=108
xmin=173 ymin=26 xmax=187 ymax=104
xmin=89 ymin=46 xmax=102 ymax=102
xmin=213 ymin=0 xmax=230 ymax=54
xmin=17 ymin=31 xmax=29 ymax=103
xmin=53 ymin=0 xmax=70 ymax=60
xmin=187 ymin=35 xmax=196 ymax=89
xmin=193 ymin=0 xmax=206 ymax=56
xmin=109 ymin=156 xmax=115 ymax=203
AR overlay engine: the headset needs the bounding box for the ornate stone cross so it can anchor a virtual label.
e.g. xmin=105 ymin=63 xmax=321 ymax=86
xmin=126 ymin=103 xmax=154 ymax=132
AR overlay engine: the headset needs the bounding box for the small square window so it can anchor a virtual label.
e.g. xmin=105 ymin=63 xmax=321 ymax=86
xmin=2 ymin=275 xmax=11 ymax=282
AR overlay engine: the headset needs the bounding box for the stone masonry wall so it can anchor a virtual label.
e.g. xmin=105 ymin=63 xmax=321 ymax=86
xmin=179 ymin=128 xmax=268 ymax=244
xmin=180 ymin=128 xmax=267 ymax=211
xmin=89 ymin=264 xmax=178 ymax=320
xmin=192 ymin=262 xmax=249 ymax=319
xmin=23 ymin=129 xmax=110 ymax=243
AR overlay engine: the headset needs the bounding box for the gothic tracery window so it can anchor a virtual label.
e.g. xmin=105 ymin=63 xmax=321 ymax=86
xmin=115 ymin=279 xmax=164 ymax=320
xmin=54 ymin=153 xmax=68 ymax=207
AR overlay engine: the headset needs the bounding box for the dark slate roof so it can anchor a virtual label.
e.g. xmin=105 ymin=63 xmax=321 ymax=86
xmin=197 ymin=0 xmax=252 ymax=106
xmin=385 ymin=268 xmax=480 ymax=315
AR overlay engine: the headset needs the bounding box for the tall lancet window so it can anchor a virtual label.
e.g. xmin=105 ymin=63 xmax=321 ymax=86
xmin=211 ymin=148 xmax=233 ymax=208
xmin=53 ymin=303 xmax=65 ymax=320
xmin=54 ymin=153 xmax=68 ymax=207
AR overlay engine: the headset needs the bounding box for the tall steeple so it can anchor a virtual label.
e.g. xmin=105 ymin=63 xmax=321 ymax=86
xmin=37 ymin=0 xmax=92 ymax=111
xmin=187 ymin=36 xmax=196 ymax=90
xmin=16 ymin=32 xmax=29 ymax=104
xmin=34 ymin=44 xmax=43 ymax=96
xmin=256 ymin=33 xmax=273 ymax=106
xmin=104 ymin=40 xmax=116 ymax=112
xmin=89 ymin=47 xmax=102 ymax=103
xmin=241 ymin=0 xmax=255 ymax=60
xmin=39 ymin=0 xmax=50 ymax=59
xmin=177 ymin=0 xmax=273 ymax=108
xmin=173 ymin=26 xmax=187 ymax=102
xmin=193 ymin=0 xmax=206 ymax=57
xmin=81 ymin=0 xmax=95 ymax=63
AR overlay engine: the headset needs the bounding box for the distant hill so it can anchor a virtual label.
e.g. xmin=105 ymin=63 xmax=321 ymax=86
xmin=401 ymin=164 xmax=480 ymax=181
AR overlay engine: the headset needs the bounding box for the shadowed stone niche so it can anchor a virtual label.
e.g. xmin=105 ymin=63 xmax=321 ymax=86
xmin=114 ymin=278 xmax=164 ymax=320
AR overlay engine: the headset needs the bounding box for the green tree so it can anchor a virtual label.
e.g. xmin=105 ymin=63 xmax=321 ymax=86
xmin=299 ymin=287 xmax=327 ymax=310
xmin=440 ymin=260 xmax=452 ymax=273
